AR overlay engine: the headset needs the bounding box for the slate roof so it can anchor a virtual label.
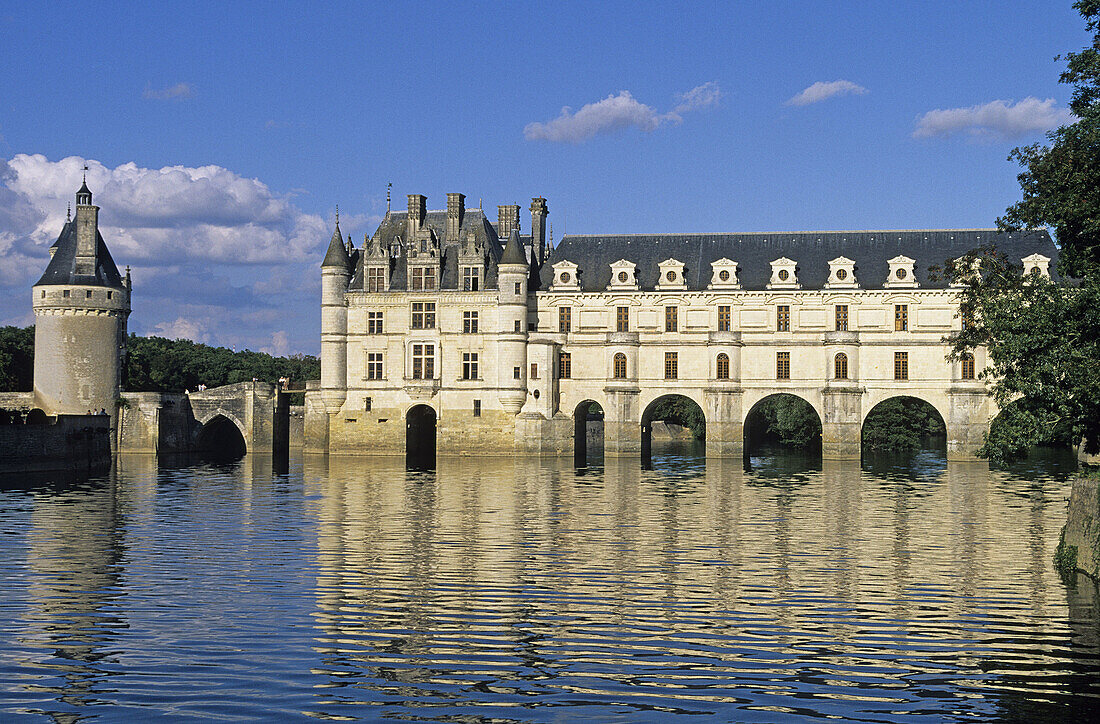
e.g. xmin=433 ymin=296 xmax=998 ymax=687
xmin=349 ymin=208 xmax=506 ymax=291
xmin=35 ymin=221 xmax=125 ymax=287
xmin=540 ymin=229 xmax=1059 ymax=291
xmin=321 ymin=223 xmax=351 ymax=269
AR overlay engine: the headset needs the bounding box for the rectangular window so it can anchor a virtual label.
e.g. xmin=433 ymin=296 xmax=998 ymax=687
xmin=718 ymin=305 xmax=731 ymax=332
xmin=895 ymin=304 xmax=908 ymax=331
xmin=530 ymin=363 xmax=538 ymax=379
xmin=665 ymin=306 xmax=678 ymax=332
xmin=473 ymin=399 xmax=481 ymax=417
xmin=367 ymin=311 xmax=384 ymax=335
xmin=462 ymin=266 xmax=480 ymax=291
xmin=86 ymin=290 xmax=93 ymax=298
xmin=514 ymin=282 xmax=522 ymax=295
xmin=664 ymin=352 xmax=678 ymax=379
xmin=462 ymin=352 xmax=479 ymax=380
xmin=835 ymin=305 xmax=848 ymax=332
xmin=777 ymin=305 xmax=790 ymax=332
xmin=961 ymin=354 xmax=975 ymax=380
xmin=366 ymin=353 xmax=384 ymax=380
xmin=365 ymin=396 xmax=372 ymax=411
xmin=513 ymin=366 xmax=521 ymax=379
xmin=776 ymin=351 xmax=790 ymax=380
xmin=410 ymin=266 xmax=436 ymax=291
xmin=412 ymin=344 xmax=435 ymax=379
xmin=367 ymin=267 xmax=386 ymax=292
xmin=559 ymin=306 xmax=571 ymax=333
xmin=63 ymin=290 xmax=70 ymax=298
xmin=106 ymin=291 xmax=113 ymax=300
xmin=616 ymin=306 xmax=629 ymax=332
xmin=514 ymin=320 xmax=522 ymax=333
xmin=411 ymin=302 xmax=435 ymax=329
xmin=558 ymin=352 xmax=571 ymax=379
xmin=894 ymin=351 xmax=908 ymax=380
xmin=462 ymin=311 xmax=478 ymax=334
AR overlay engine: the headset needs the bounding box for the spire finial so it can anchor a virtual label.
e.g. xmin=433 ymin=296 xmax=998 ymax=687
xmin=83 ymin=164 xmax=87 ymax=183
xmin=335 ymin=204 xmax=339 ymax=227
xmin=67 ymin=203 xmax=71 ymax=221
xmin=386 ymin=182 xmax=392 ymax=212
xmin=549 ymin=222 xmax=553 ymax=245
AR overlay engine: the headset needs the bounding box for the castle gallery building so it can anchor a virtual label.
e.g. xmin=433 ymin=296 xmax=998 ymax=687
xmin=303 ymin=193 xmax=1057 ymax=460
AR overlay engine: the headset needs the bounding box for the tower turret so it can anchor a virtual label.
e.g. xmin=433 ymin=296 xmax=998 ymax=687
xmin=320 ymin=218 xmax=352 ymax=413
xmin=32 ymin=178 xmax=131 ymax=418
xmin=496 ymin=229 xmax=530 ymax=414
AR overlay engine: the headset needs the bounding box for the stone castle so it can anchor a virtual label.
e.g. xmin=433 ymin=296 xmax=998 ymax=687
xmin=303 ymin=192 xmax=1058 ymax=461
xmin=12 ymin=182 xmax=1060 ymax=463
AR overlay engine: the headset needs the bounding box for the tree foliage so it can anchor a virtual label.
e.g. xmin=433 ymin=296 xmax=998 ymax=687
xmin=0 ymin=326 xmax=35 ymax=392
xmin=750 ymin=395 xmax=821 ymax=448
xmin=950 ymin=2 xmax=1100 ymax=464
xmin=862 ymin=397 xmax=946 ymax=453
xmin=124 ymin=335 xmax=319 ymax=392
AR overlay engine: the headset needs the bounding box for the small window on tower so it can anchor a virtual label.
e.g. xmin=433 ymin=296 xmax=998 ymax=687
xmin=63 ymin=290 xmax=70 ymax=298
xmin=107 ymin=291 xmax=113 ymax=300
xmin=86 ymin=290 xmax=93 ymax=299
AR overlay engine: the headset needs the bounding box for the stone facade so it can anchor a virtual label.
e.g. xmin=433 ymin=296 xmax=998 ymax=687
xmin=307 ymin=194 xmax=1061 ymax=460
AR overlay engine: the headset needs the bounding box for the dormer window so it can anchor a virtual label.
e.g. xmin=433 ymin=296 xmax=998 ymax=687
xmin=885 ymin=256 xmax=918 ymax=288
xmin=825 ymin=256 xmax=858 ymax=289
xmin=768 ymin=257 xmax=800 ymax=289
xmin=657 ymin=259 xmax=686 ymax=290
xmin=366 ymin=266 xmax=387 ymax=292
xmin=410 ymin=265 xmax=436 ymax=291
xmin=551 ymin=260 xmax=580 ymax=292
xmin=708 ymin=258 xmax=740 ymax=289
xmin=461 ymin=266 xmax=482 ymax=291
xmin=1021 ymin=253 xmax=1051 ymax=279
xmin=608 ymin=260 xmax=638 ymax=291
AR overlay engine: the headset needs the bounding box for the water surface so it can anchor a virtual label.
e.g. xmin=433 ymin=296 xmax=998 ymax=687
xmin=0 ymin=448 xmax=1097 ymax=722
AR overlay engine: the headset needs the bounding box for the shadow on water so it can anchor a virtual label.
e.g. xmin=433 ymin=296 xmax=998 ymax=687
xmin=642 ymin=438 xmax=706 ymax=475
xmin=744 ymin=442 xmax=822 ymax=478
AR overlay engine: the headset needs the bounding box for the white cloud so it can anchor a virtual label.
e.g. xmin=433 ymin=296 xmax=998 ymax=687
xmin=143 ymin=82 xmax=195 ymax=100
xmin=524 ymin=83 xmax=720 ymax=143
xmin=262 ymin=330 xmax=291 ymax=357
xmin=786 ymin=80 xmax=868 ymax=107
xmin=0 ymin=154 xmax=334 ymax=354
xmin=913 ymin=97 xmax=1074 ymax=140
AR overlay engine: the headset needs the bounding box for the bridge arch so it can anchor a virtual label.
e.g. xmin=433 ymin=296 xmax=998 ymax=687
xmin=572 ymin=399 xmax=605 ymax=466
xmin=860 ymin=395 xmax=947 ymax=455
xmin=195 ymin=413 xmax=247 ymax=461
xmin=640 ymin=393 xmax=706 ymax=461
xmin=405 ymin=403 xmax=437 ymax=469
xmin=743 ymin=392 xmax=822 ymax=457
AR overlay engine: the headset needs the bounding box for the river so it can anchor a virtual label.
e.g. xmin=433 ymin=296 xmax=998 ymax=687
xmin=0 ymin=447 xmax=1097 ymax=722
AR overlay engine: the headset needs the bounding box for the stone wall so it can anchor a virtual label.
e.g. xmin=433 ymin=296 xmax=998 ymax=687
xmin=1063 ymin=474 xmax=1100 ymax=580
xmin=0 ymin=414 xmax=111 ymax=474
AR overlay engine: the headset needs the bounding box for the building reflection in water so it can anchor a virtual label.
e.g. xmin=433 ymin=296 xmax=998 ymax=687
xmin=306 ymin=450 xmax=1093 ymax=719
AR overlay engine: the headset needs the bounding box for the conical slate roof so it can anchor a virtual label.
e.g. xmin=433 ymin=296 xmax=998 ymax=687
xmin=35 ymin=220 xmax=124 ymax=287
xmin=500 ymin=228 xmax=527 ymax=266
xmin=321 ymin=222 xmax=351 ymax=269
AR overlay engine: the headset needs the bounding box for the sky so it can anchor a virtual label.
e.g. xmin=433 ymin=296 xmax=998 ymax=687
xmin=0 ymin=1 xmax=1089 ymax=355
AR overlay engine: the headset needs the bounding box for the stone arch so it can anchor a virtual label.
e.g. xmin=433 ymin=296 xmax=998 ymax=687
xmin=640 ymin=392 xmax=706 ymax=461
xmin=860 ymin=391 xmax=949 ymax=429
xmin=195 ymin=413 xmax=247 ymax=461
xmin=405 ymin=403 xmax=437 ymax=469
xmin=860 ymin=395 xmax=947 ymax=456
xmin=740 ymin=389 xmax=823 ymax=426
xmin=572 ymin=399 xmax=605 ymax=466
xmin=742 ymin=392 xmax=822 ymax=457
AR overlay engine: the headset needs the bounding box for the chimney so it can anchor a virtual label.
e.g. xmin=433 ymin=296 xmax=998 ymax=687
xmin=74 ymin=182 xmax=98 ymax=277
xmin=406 ymin=194 xmax=426 ymax=239
xmin=446 ymin=193 xmax=465 ymax=242
xmin=530 ymin=197 xmax=548 ymax=264
xmin=497 ymin=204 xmax=520 ymax=237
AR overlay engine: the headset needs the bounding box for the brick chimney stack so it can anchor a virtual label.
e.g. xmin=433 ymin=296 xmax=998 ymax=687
xmin=497 ymin=204 xmax=520 ymax=237
xmin=406 ymin=194 xmax=426 ymax=240
xmin=446 ymin=193 xmax=465 ymax=242
xmin=530 ymin=197 xmax=548 ymax=265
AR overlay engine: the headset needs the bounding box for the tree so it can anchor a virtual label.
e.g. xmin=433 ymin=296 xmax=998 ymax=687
xmin=0 ymin=326 xmax=35 ymax=392
xmin=862 ymin=398 xmax=947 ymax=453
xmin=947 ymin=2 xmax=1100 ymax=464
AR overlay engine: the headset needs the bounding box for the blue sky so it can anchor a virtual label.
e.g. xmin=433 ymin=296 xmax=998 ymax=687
xmin=0 ymin=1 xmax=1088 ymax=354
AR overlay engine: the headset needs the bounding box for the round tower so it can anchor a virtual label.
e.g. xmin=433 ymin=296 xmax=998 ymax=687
xmin=496 ymin=229 xmax=529 ymax=414
xmin=32 ymin=178 xmax=131 ymax=416
xmin=320 ymin=217 xmax=352 ymax=413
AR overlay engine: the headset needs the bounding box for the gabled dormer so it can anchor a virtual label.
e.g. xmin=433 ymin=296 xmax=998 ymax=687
xmin=551 ymin=260 xmax=580 ymax=292
xmin=657 ymin=258 xmax=686 ymax=291
xmin=362 ymin=233 xmax=391 ymax=292
xmin=825 ymin=256 xmax=858 ymax=289
xmin=1022 ymin=253 xmax=1051 ymax=279
xmin=768 ymin=257 xmax=800 ymax=289
xmin=708 ymin=258 xmax=740 ymax=289
xmin=885 ymin=255 xmax=917 ymax=288
xmin=458 ymin=231 xmax=486 ymax=291
xmin=608 ymin=259 xmax=638 ymax=291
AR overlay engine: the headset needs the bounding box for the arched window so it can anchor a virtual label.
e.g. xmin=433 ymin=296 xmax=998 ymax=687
xmin=716 ymin=353 xmax=730 ymax=380
xmin=613 ymin=353 xmax=627 ymax=379
xmin=961 ymin=352 xmax=975 ymax=380
xmin=834 ymin=352 xmax=848 ymax=380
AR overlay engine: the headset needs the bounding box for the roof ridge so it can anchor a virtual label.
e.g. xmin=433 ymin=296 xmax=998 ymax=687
xmin=559 ymin=228 xmax=1041 ymax=238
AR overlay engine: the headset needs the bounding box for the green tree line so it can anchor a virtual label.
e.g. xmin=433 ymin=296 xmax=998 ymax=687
xmin=0 ymin=326 xmax=319 ymax=394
